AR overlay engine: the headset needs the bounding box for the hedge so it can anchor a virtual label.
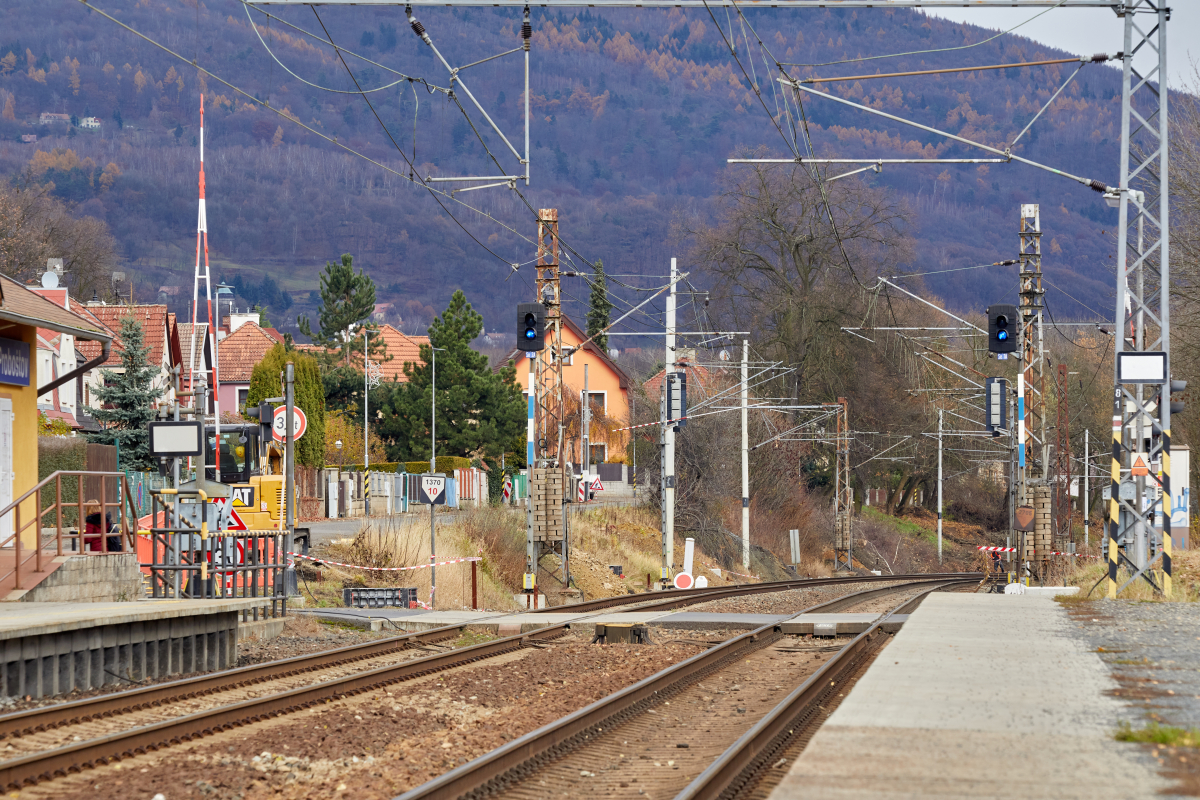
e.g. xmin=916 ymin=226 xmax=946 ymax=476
xmin=323 ymin=457 xmax=474 ymax=474
xmin=38 ymin=437 xmax=87 ymax=524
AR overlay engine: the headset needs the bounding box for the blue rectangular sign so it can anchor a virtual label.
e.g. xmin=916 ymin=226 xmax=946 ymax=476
xmin=0 ymin=337 xmax=30 ymax=387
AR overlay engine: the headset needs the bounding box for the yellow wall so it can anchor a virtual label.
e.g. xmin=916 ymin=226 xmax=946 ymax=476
xmin=3 ymin=323 xmax=40 ymax=547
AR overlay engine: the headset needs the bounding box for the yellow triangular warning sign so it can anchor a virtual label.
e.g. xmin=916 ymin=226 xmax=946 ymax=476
xmin=1132 ymin=455 xmax=1150 ymax=477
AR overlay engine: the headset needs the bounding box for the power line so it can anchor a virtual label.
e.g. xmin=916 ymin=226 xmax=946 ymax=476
xmin=780 ymin=0 xmax=1070 ymax=68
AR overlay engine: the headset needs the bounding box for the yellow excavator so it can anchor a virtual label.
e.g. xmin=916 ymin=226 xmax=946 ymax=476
xmin=202 ymin=419 xmax=288 ymax=530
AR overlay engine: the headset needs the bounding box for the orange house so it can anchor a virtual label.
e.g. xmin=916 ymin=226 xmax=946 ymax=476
xmin=498 ymin=315 xmax=632 ymax=464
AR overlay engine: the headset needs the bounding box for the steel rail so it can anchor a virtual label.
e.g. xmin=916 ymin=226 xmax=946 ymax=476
xmin=674 ymin=580 xmax=977 ymax=800
xmin=392 ymin=579 xmax=956 ymax=800
xmin=0 ymin=574 xmax=973 ymax=789
xmin=0 ymin=624 xmax=566 ymax=790
xmin=0 ymin=617 xmax=469 ymax=739
xmin=532 ymin=572 xmax=982 ymax=614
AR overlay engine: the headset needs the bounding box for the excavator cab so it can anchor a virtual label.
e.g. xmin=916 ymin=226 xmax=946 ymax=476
xmin=204 ymin=425 xmax=261 ymax=484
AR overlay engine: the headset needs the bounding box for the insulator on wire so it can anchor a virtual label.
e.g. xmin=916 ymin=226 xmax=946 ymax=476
xmin=410 ymin=17 xmax=426 ymax=37
xmin=522 ymin=21 xmax=532 ymax=39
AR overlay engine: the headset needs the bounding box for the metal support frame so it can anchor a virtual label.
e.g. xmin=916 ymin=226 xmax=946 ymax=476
xmin=1017 ymin=204 xmax=1049 ymax=581
xmin=833 ymin=398 xmax=852 ymax=572
xmin=528 ymin=208 xmax=567 ymax=589
xmin=1108 ymin=0 xmax=1172 ymax=599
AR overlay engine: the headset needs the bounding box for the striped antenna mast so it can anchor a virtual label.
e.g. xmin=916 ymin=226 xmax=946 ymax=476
xmin=189 ymin=95 xmax=220 ymax=472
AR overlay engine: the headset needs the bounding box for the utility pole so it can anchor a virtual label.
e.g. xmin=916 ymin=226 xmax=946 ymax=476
xmin=430 ymin=345 xmax=438 ymax=607
xmin=1084 ymin=428 xmax=1090 ymax=550
xmin=1053 ymin=362 xmax=1072 ymax=557
xmin=578 ymin=364 xmax=583 ymax=494
xmin=741 ymin=338 xmax=749 ymax=571
xmin=937 ymin=407 xmax=943 ymax=565
xmin=661 ymin=258 xmax=678 ymax=585
xmin=284 ymin=362 xmax=295 ymax=599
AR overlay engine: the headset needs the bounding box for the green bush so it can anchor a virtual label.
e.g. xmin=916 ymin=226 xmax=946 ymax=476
xmin=326 ymin=462 xmax=401 ymax=473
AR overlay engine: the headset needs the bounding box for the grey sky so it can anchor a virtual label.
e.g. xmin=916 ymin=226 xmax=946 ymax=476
xmin=927 ymin=5 xmax=1199 ymax=91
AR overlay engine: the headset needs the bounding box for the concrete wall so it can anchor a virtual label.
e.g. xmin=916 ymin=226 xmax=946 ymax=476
xmin=1 ymin=610 xmax=238 ymax=697
xmin=16 ymin=553 xmax=142 ymax=602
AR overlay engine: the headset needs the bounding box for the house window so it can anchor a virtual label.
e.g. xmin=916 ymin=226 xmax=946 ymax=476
xmin=585 ymin=391 xmax=607 ymax=414
xmin=589 ymin=443 xmax=608 ymax=464
xmin=237 ymin=388 xmax=249 ymax=413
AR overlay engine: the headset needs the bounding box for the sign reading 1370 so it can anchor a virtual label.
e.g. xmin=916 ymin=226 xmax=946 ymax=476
xmin=419 ymin=475 xmax=447 ymax=505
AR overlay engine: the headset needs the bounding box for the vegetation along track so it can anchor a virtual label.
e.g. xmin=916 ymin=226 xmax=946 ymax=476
xmin=0 ymin=573 xmax=977 ymax=790
xmin=395 ymin=578 xmax=976 ymax=800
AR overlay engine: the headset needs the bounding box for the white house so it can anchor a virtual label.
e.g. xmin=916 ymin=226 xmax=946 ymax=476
xmin=79 ymin=117 xmax=101 ymax=130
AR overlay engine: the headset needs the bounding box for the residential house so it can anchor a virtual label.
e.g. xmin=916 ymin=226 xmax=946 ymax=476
xmin=76 ymin=303 xmax=183 ymax=411
xmin=0 ymin=275 xmax=112 ymax=547
xmin=643 ymin=348 xmax=715 ymax=399
xmin=497 ymin=314 xmax=631 ymax=464
xmin=79 ymin=117 xmax=101 ymax=129
xmin=294 ymin=323 xmax=427 ymax=383
xmin=215 ymin=322 xmax=278 ymax=414
xmin=19 ymin=134 xmax=36 ymax=144
xmin=38 ymin=112 xmax=69 ymax=125
xmin=29 ymin=285 xmax=110 ymax=430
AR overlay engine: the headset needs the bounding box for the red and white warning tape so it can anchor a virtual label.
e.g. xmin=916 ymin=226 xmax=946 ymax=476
xmin=289 ymin=553 xmax=481 ymax=572
xmin=978 ymin=545 xmax=1100 ymax=559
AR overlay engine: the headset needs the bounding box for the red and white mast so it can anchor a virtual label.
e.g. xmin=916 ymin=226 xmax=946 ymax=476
xmin=189 ymin=95 xmax=220 ymax=473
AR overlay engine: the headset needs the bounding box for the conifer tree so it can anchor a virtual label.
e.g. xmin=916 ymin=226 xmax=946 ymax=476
xmin=586 ymin=258 xmax=612 ymax=352
xmin=375 ymin=290 xmax=523 ymax=461
xmin=297 ymin=253 xmax=384 ymax=366
xmin=87 ymin=313 xmax=156 ymax=470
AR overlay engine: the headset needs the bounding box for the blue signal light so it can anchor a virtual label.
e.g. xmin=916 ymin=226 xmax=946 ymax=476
xmin=524 ymin=328 xmax=536 ymax=340
xmin=997 ymin=330 xmax=1009 ymax=341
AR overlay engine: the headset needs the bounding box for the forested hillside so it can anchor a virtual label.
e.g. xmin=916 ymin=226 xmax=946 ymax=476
xmin=0 ymin=0 xmax=1129 ymax=332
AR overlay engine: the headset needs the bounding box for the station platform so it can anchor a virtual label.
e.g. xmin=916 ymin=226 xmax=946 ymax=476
xmin=1 ymin=598 xmax=282 ymax=698
xmin=768 ymin=593 xmax=1168 ymax=799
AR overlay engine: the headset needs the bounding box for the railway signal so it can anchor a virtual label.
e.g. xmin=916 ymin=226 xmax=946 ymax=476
xmin=986 ymin=303 xmax=1018 ymax=355
xmin=985 ymin=377 xmax=1008 ymax=435
xmin=517 ymin=302 xmax=545 ymax=352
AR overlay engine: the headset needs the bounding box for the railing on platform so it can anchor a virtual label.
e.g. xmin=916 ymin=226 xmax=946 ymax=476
xmin=0 ymin=470 xmax=139 ymax=593
xmin=141 ymin=489 xmax=287 ymax=618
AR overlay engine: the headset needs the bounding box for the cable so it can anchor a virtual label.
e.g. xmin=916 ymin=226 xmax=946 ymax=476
xmin=241 ymin=1 xmax=447 ymax=94
xmin=781 ymin=0 xmax=1070 ymax=68
xmin=1042 ymin=276 xmax=1108 ymax=320
xmin=892 ymin=259 xmax=1019 ymax=279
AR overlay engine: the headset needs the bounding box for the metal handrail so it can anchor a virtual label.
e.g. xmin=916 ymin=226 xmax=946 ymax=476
xmin=0 ymin=470 xmax=139 ymax=592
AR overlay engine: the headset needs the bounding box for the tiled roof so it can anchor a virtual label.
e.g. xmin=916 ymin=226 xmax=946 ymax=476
xmin=216 ymin=321 xmax=278 ymax=383
xmin=375 ymin=325 xmax=428 ymax=382
xmin=0 ymin=275 xmax=112 ymax=342
xmin=75 ymin=304 xmax=173 ymax=367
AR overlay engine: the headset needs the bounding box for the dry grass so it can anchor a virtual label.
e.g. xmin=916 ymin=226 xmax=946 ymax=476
xmin=1116 ymin=722 xmax=1200 ymax=747
xmin=1063 ymin=549 xmax=1200 ymax=602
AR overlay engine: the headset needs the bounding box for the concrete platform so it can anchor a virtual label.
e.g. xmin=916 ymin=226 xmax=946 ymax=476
xmin=0 ymin=598 xmax=283 ymax=698
xmin=769 ymin=593 xmax=1168 ymax=800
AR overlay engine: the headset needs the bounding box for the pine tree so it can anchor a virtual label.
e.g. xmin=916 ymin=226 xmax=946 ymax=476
xmin=245 ymin=344 xmax=326 ymax=468
xmin=296 ymin=253 xmax=384 ymax=366
xmin=375 ymin=290 xmax=524 ymax=461
xmin=87 ymin=313 xmax=157 ymax=470
xmin=586 ymin=258 xmax=613 ymax=352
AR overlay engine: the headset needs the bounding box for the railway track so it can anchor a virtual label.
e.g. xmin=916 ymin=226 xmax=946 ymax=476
xmin=394 ymin=578 xmax=976 ymax=799
xmin=0 ymin=572 xmax=977 ymax=791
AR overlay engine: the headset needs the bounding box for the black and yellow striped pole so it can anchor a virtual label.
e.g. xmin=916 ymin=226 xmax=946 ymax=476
xmin=1108 ymin=391 xmax=1122 ymax=600
xmin=1162 ymin=428 xmax=1172 ymax=598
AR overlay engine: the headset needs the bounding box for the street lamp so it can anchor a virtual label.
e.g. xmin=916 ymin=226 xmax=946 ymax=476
xmin=429 ymin=345 xmax=447 ymax=607
xmin=335 ymin=438 xmax=343 ymax=467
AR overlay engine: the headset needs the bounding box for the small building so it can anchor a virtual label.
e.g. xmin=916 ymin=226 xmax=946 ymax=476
xmin=79 ymin=117 xmax=101 ymax=129
xmin=19 ymin=134 xmax=36 ymax=144
xmin=30 ymin=285 xmax=104 ymax=430
xmin=38 ymin=112 xmax=69 ymax=126
xmin=76 ymin=303 xmax=182 ymax=411
xmin=374 ymin=324 xmax=428 ymax=383
xmin=216 ymin=321 xmax=278 ymax=414
xmin=498 ymin=314 xmax=631 ymax=464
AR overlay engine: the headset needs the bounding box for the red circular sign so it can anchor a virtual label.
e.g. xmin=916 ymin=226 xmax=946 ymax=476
xmin=272 ymin=406 xmax=308 ymax=442
xmin=674 ymin=572 xmax=693 ymax=590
